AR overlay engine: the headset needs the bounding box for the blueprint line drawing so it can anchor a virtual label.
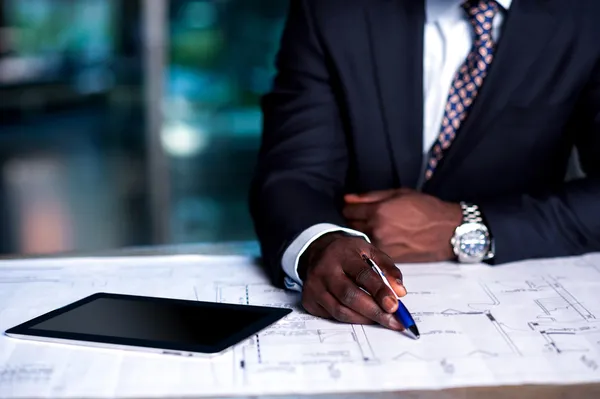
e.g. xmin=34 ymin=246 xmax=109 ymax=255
xmin=2 ymin=254 xmax=600 ymax=397
xmin=544 ymin=276 xmax=596 ymax=321
xmin=210 ymin=260 xmax=600 ymax=388
xmin=0 ymin=363 xmax=54 ymax=384
xmin=215 ymin=283 xmax=518 ymax=379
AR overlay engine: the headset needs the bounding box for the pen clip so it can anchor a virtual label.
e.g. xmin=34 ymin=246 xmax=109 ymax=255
xmin=362 ymin=254 xmax=399 ymax=300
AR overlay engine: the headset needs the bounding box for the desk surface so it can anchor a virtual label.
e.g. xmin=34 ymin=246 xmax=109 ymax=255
xmin=3 ymin=242 xmax=600 ymax=399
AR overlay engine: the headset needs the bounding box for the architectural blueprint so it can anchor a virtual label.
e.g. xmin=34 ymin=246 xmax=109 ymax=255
xmin=1 ymin=253 xmax=600 ymax=397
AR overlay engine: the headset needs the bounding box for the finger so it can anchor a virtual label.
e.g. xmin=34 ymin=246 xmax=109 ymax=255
xmin=346 ymin=220 xmax=370 ymax=234
xmin=317 ymin=290 xmax=374 ymax=325
xmin=302 ymin=298 xmax=332 ymax=319
xmin=344 ymin=188 xmax=414 ymax=204
xmin=375 ymin=242 xmax=441 ymax=264
xmin=392 ymin=251 xmax=441 ymax=263
xmin=304 ymin=302 xmax=333 ymax=319
xmin=344 ymin=190 xmax=398 ymax=204
xmin=342 ymin=203 xmax=376 ymax=221
xmin=326 ymin=275 xmax=404 ymax=330
xmin=315 ymin=303 xmax=333 ymax=319
xmin=341 ymin=255 xmax=399 ymax=313
xmin=372 ymin=250 xmax=407 ymax=298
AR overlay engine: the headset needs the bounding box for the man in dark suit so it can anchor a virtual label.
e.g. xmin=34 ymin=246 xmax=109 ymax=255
xmin=250 ymin=0 xmax=600 ymax=331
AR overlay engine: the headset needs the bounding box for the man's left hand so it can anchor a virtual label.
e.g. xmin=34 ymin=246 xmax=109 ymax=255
xmin=343 ymin=189 xmax=463 ymax=263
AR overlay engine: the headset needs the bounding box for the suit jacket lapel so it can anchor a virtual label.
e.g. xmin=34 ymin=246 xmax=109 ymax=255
xmin=366 ymin=0 xmax=425 ymax=189
xmin=424 ymin=0 xmax=559 ymax=190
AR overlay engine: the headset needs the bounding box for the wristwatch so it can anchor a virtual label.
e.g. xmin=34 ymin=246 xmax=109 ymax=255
xmin=450 ymin=202 xmax=494 ymax=263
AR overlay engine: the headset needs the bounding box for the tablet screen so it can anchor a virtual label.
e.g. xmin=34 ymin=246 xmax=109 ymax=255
xmin=6 ymin=293 xmax=292 ymax=354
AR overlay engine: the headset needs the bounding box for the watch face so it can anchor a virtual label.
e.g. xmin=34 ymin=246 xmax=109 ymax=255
xmin=459 ymin=229 xmax=489 ymax=257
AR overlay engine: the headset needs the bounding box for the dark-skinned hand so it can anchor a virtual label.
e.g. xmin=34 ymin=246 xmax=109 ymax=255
xmin=343 ymin=188 xmax=462 ymax=263
xmin=298 ymin=232 xmax=407 ymax=331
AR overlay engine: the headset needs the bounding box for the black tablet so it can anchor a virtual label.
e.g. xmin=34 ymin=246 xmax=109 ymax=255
xmin=5 ymin=292 xmax=291 ymax=357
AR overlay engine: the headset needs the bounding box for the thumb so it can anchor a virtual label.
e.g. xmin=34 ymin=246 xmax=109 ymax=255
xmin=345 ymin=189 xmax=404 ymax=204
xmin=372 ymin=252 xmax=406 ymax=298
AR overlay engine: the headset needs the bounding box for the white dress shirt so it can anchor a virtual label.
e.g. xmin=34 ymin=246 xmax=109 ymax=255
xmin=282 ymin=0 xmax=512 ymax=291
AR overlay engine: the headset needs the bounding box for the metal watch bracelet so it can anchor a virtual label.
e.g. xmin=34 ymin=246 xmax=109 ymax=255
xmin=460 ymin=202 xmax=484 ymax=224
xmin=459 ymin=202 xmax=494 ymax=261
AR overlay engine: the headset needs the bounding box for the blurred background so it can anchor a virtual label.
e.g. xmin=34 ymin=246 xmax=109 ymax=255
xmin=0 ymin=0 xmax=289 ymax=256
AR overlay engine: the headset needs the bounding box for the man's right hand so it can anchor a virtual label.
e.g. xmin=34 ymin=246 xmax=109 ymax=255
xmin=298 ymin=232 xmax=407 ymax=330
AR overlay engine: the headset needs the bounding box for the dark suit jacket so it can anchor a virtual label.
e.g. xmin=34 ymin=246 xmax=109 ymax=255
xmin=250 ymin=0 xmax=600 ymax=288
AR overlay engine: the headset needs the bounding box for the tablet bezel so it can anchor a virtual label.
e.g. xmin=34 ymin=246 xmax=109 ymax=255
xmin=4 ymin=292 xmax=292 ymax=356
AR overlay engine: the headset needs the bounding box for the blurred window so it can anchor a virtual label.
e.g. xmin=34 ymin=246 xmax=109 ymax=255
xmin=0 ymin=0 xmax=149 ymax=255
xmin=164 ymin=0 xmax=288 ymax=243
xmin=0 ymin=0 xmax=289 ymax=255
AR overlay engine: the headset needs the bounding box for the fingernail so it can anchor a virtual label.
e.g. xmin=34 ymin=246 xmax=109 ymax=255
xmin=383 ymin=296 xmax=397 ymax=312
xmin=396 ymin=280 xmax=407 ymax=297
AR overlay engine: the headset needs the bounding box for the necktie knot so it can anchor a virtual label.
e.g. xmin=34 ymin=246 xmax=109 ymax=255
xmin=462 ymin=0 xmax=499 ymax=43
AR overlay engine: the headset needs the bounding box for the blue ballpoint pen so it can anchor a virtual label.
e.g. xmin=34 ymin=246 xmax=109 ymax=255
xmin=362 ymin=254 xmax=420 ymax=340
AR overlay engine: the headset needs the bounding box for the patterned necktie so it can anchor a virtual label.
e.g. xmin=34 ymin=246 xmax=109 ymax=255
xmin=424 ymin=0 xmax=500 ymax=181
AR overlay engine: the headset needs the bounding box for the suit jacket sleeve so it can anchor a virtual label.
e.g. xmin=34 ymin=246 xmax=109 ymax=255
xmin=479 ymin=59 xmax=600 ymax=264
xmin=249 ymin=0 xmax=349 ymax=286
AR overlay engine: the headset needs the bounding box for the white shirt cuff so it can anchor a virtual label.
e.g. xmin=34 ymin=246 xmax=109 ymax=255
xmin=281 ymin=223 xmax=371 ymax=291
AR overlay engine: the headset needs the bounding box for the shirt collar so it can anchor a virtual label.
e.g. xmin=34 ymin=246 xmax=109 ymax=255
xmin=426 ymin=0 xmax=513 ymax=22
xmin=496 ymin=0 xmax=512 ymax=10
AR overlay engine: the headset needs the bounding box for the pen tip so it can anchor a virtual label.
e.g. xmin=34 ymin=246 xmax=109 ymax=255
xmin=408 ymin=325 xmax=420 ymax=340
